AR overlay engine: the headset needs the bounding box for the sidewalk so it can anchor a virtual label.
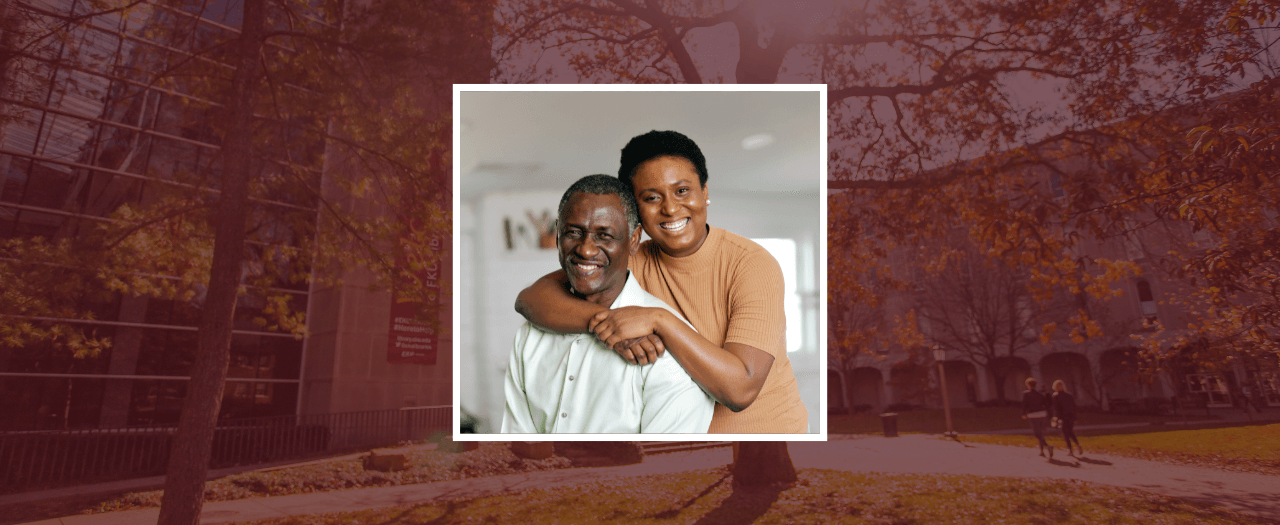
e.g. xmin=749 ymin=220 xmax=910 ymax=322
xmin=16 ymin=435 xmax=1280 ymax=525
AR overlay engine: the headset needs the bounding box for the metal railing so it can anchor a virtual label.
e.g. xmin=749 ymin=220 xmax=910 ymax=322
xmin=0 ymin=405 xmax=451 ymax=495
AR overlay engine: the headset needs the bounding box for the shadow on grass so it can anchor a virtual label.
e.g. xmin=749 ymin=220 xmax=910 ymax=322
xmin=373 ymin=500 xmax=460 ymax=525
xmin=650 ymin=472 xmax=731 ymax=520
xmin=689 ymin=479 xmax=788 ymax=525
xmin=1141 ymin=491 xmax=1280 ymax=525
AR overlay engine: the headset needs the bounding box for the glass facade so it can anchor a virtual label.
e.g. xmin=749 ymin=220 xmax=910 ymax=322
xmin=0 ymin=0 xmax=318 ymax=430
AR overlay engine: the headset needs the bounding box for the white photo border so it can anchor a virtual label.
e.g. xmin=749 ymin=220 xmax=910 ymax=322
xmin=452 ymin=83 xmax=828 ymax=441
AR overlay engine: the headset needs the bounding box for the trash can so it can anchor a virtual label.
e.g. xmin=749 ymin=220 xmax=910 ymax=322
xmin=880 ymin=412 xmax=899 ymax=437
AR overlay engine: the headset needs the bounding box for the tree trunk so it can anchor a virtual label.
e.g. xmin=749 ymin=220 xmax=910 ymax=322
xmin=730 ymin=1 xmax=793 ymax=85
xmin=732 ymin=442 xmax=797 ymax=486
xmin=156 ymin=1 xmax=265 ymax=523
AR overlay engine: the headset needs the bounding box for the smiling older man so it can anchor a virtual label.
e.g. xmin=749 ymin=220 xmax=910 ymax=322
xmin=501 ymin=174 xmax=713 ymax=434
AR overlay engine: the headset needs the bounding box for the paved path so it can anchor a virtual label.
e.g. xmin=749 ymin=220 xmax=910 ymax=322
xmin=16 ymin=436 xmax=1280 ymax=524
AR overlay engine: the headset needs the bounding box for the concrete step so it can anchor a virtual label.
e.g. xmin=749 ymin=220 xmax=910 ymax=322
xmin=638 ymin=441 xmax=733 ymax=454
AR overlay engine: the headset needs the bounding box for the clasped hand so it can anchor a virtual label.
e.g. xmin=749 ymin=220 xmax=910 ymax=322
xmin=589 ymin=306 xmax=666 ymax=365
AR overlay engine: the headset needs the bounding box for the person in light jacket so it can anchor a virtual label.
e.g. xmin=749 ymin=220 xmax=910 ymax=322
xmin=1051 ymin=380 xmax=1082 ymax=456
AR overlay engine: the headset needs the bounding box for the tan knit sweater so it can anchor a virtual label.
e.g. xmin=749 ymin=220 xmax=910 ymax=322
xmin=629 ymin=226 xmax=808 ymax=433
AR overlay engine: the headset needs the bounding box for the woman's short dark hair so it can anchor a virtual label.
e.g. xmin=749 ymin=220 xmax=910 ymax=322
xmin=557 ymin=174 xmax=640 ymax=232
xmin=618 ymin=130 xmax=708 ymax=188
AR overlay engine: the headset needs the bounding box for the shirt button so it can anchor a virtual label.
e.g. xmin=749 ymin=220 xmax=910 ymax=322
xmin=561 ymin=412 xmax=567 ymax=418
xmin=568 ymin=375 xmax=575 ymax=381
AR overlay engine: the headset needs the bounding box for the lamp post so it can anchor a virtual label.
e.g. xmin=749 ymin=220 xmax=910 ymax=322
xmin=932 ymin=346 xmax=957 ymax=439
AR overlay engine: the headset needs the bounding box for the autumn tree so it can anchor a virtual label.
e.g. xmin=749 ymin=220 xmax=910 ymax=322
xmin=501 ymin=0 xmax=1279 ymax=367
xmin=2 ymin=0 xmax=488 ymax=521
xmin=914 ymin=238 xmax=1071 ymax=401
xmin=828 ymin=198 xmax=892 ymax=411
xmin=1136 ymin=74 xmax=1280 ymax=369
xmin=828 ymin=283 xmax=889 ymax=410
xmin=493 ymin=0 xmax=1280 ymax=485
xmin=827 ymin=204 xmax=926 ymax=411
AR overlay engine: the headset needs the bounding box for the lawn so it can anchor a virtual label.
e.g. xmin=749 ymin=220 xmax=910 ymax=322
xmin=0 ymin=441 xmax=571 ymax=524
xmin=960 ymin=423 xmax=1280 ymax=475
xmin=239 ymin=468 xmax=1265 ymax=525
xmin=829 ymin=407 xmax=1188 ymax=435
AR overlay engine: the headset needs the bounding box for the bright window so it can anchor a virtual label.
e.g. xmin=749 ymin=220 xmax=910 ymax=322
xmin=753 ymin=238 xmax=801 ymax=353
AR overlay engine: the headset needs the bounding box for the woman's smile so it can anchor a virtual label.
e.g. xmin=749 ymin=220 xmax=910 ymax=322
xmin=631 ymin=155 xmax=709 ymax=258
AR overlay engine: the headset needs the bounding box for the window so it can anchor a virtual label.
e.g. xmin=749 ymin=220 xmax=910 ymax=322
xmin=916 ymin=309 xmax=933 ymax=339
xmin=1124 ymin=232 xmax=1144 ymax=261
xmin=1192 ymin=227 xmax=1213 ymax=248
xmin=254 ymin=382 xmax=272 ymax=404
xmin=1263 ymin=373 xmax=1280 ymax=406
xmin=1185 ymin=374 xmax=1232 ymax=406
xmin=753 ymin=238 xmax=804 ymax=353
xmin=1245 ymin=367 xmax=1280 ymax=406
xmin=1136 ymin=280 xmax=1157 ymax=320
xmin=1048 ymin=172 xmax=1066 ymax=199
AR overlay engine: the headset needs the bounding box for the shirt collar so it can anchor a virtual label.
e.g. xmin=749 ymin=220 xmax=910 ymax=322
xmin=608 ymin=271 xmax=643 ymax=309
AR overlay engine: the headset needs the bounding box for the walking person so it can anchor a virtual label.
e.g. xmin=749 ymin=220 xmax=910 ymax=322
xmin=1021 ymin=378 xmax=1053 ymax=459
xmin=1051 ymin=380 xmax=1082 ymax=456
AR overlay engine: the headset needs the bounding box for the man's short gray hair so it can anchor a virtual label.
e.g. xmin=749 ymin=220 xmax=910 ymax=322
xmin=556 ymin=174 xmax=640 ymax=232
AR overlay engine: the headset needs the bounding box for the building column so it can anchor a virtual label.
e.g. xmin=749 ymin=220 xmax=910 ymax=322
xmin=98 ymin=295 xmax=147 ymax=427
xmin=835 ymin=368 xmax=850 ymax=413
xmin=973 ymin=363 xmax=991 ymax=402
xmin=882 ymin=364 xmax=896 ymax=407
xmin=1158 ymin=370 xmax=1176 ymax=400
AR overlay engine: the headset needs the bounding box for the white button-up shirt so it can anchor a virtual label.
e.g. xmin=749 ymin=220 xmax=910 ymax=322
xmin=502 ymin=272 xmax=714 ymax=433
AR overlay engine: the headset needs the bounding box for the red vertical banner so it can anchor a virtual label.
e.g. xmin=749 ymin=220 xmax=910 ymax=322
xmin=387 ymin=233 xmax=450 ymax=365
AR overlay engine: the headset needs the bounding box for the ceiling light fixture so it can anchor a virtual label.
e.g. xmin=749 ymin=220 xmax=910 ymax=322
xmin=741 ymin=133 xmax=774 ymax=150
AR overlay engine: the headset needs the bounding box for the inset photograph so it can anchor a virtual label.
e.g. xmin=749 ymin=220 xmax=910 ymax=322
xmin=453 ymin=86 xmax=826 ymax=439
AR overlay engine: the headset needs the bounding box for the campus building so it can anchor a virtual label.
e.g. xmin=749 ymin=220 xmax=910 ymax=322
xmin=829 ymin=171 xmax=1280 ymax=416
xmin=0 ymin=0 xmax=470 ymax=433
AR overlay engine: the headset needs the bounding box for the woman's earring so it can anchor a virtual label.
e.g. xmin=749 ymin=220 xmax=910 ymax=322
xmin=705 ymin=199 xmax=711 ymax=205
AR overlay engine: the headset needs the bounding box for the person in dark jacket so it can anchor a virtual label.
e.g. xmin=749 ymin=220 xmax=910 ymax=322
xmin=1021 ymin=377 xmax=1053 ymax=459
xmin=1051 ymin=380 xmax=1082 ymax=456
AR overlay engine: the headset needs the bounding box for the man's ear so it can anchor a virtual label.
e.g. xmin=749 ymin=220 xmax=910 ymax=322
xmin=628 ymin=224 xmax=642 ymax=255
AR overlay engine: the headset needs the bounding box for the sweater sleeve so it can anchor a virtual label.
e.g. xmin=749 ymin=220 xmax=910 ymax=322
xmin=723 ymin=246 xmax=788 ymax=357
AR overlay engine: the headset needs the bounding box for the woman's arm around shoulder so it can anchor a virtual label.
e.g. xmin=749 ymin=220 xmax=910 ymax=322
xmin=591 ymin=306 xmax=773 ymax=412
xmin=514 ymin=269 xmax=605 ymax=334
xmin=515 ymin=270 xmax=667 ymax=364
